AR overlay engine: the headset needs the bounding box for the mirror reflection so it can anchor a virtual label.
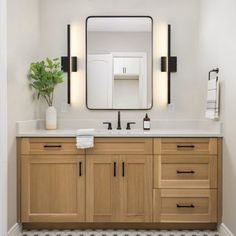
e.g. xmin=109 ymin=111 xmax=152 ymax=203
xmin=86 ymin=16 xmax=153 ymax=110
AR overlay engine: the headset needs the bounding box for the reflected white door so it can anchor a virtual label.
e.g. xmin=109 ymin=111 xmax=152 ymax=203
xmin=87 ymin=54 xmax=112 ymax=109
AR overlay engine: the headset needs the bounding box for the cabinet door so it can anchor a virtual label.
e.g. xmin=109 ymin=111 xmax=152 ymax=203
xmin=124 ymin=58 xmax=140 ymax=75
xmin=86 ymin=155 xmax=120 ymax=222
xmin=21 ymin=155 xmax=85 ymax=222
xmin=114 ymin=57 xmax=124 ymax=75
xmin=120 ymin=155 xmax=152 ymax=222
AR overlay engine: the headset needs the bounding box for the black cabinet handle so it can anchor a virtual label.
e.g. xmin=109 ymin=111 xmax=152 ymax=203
xmin=177 ymin=204 xmax=195 ymax=208
xmin=177 ymin=145 xmax=195 ymax=148
xmin=122 ymin=162 xmax=125 ymax=177
xmin=177 ymin=170 xmax=195 ymax=174
xmin=79 ymin=162 xmax=82 ymax=176
xmin=44 ymin=145 xmax=62 ymax=148
xmin=114 ymin=162 xmax=116 ymax=177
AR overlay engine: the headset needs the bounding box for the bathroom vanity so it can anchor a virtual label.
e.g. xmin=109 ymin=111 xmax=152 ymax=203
xmin=17 ymin=133 xmax=222 ymax=230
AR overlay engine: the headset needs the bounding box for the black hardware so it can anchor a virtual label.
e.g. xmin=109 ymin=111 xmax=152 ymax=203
xmin=208 ymin=68 xmax=219 ymax=81
xmin=177 ymin=204 xmax=195 ymax=208
xmin=117 ymin=111 xmax=121 ymax=130
xmin=103 ymin=122 xmax=112 ymax=130
xmin=122 ymin=162 xmax=125 ymax=177
xmin=161 ymin=24 xmax=177 ymax=104
xmin=85 ymin=16 xmax=153 ymax=110
xmin=177 ymin=145 xmax=195 ymax=148
xmin=114 ymin=162 xmax=116 ymax=177
xmin=126 ymin=122 xmax=136 ymax=130
xmin=79 ymin=162 xmax=82 ymax=176
xmin=61 ymin=24 xmax=78 ymax=105
xmin=177 ymin=170 xmax=195 ymax=174
xmin=44 ymin=145 xmax=62 ymax=148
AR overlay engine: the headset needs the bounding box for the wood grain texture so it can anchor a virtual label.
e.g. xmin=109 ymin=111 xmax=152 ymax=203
xmin=86 ymin=138 xmax=153 ymax=155
xmin=154 ymin=138 xmax=218 ymax=155
xmin=217 ymin=138 xmax=222 ymax=223
xmin=120 ymin=155 xmax=152 ymax=222
xmin=153 ymin=189 xmax=217 ymax=223
xmin=86 ymin=155 xmax=120 ymax=222
xmin=154 ymin=155 xmax=217 ymax=189
xmin=21 ymin=155 xmax=85 ymax=222
xmin=20 ymin=138 xmax=85 ymax=155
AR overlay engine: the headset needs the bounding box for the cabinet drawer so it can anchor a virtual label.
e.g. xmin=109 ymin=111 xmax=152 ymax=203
xmin=154 ymin=138 xmax=217 ymax=155
xmin=153 ymin=189 xmax=217 ymax=223
xmin=86 ymin=138 xmax=153 ymax=155
xmin=154 ymin=155 xmax=217 ymax=188
xmin=20 ymin=138 xmax=85 ymax=155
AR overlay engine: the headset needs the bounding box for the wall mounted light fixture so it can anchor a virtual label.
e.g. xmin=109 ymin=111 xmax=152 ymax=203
xmin=161 ymin=24 xmax=177 ymax=104
xmin=61 ymin=24 xmax=78 ymax=104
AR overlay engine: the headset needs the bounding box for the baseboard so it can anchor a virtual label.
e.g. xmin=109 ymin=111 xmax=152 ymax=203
xmin=8 ymin=223 xmax=22 ymax=236
xmin=218 ymin=223 xmax=234 ymax=236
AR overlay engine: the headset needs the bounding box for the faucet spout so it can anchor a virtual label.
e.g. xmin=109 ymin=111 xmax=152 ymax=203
xmin=117 ymin=111 xmax=121 ymax=130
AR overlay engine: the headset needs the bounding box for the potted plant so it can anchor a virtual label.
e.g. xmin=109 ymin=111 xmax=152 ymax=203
xmin=29 ymin=58 xmax=64 ymax=130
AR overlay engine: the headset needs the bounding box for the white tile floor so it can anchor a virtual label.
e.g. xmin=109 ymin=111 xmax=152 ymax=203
xmin=20 ymin=230 xmax=220 ymax=236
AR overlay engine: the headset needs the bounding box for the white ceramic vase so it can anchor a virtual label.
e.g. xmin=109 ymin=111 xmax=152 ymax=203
xmin=46 ymin=106 xmax=57 ymax=130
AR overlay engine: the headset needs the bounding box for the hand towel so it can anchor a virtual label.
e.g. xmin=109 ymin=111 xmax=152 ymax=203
xmin=76 ymin=129 xmax=95 ymax=149
xmin=205 ymin=78 xmax=220 ymax=120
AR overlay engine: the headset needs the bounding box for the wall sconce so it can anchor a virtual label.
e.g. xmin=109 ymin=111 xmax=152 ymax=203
xmin=61 ymin=24 xmax=78 ymax=105
xmin=161 ymin=24 xmax=177 ymax=104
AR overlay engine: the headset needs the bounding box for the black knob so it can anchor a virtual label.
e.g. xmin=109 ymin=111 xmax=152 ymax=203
xmin=126 ymin=122 xmax=136 ymax=130
xmin=103 ymin=122 xmax=112 ymax=130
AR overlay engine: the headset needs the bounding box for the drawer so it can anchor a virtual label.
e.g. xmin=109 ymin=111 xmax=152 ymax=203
xmin=20 ymin=138 xmax=85 ymax=155
xmin=153 ymin=189 xmax=217 ymax=223
xmin=154 ymin=155 xmax=217 ymax=188
xmin=86 ymin=138 xmax=153 ymax=155
xmin=154 ymin=138 xmax=217 ymax=155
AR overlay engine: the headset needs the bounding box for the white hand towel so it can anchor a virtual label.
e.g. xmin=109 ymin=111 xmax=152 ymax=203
xmin=205 ymin=78 xmax=220 ymax=120
xmin=76 ymin=129 xmax=95 ymax=149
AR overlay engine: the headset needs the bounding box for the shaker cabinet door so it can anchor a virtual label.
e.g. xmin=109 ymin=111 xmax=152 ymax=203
xmin=21 ymin=155 xmax=85 ymax=222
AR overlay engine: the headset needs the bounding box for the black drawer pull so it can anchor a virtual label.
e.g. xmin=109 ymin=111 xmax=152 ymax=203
xmin=114 ymin=162 xmax=116 ymax=177
xmin=177 ymin=204 xmax=195 ymax=208
xmin=177 ymin=170 xmax=195 ymax=174
xmin=44 ymin=145 xmax=62 ymax=148
xmin=79 ymin=162 xmax=82 ymax=176
xmin=177 ymin=145 xmax=195 ymax=148
xmin=122 ymin=162 xmax=125 ymax=177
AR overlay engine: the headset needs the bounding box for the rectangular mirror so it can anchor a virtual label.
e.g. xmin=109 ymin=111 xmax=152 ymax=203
xmin=86 ymin=16 xmax=153 ymax=110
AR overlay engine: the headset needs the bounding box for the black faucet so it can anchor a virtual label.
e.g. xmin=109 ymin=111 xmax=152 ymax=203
xmin=117 ymin=111 xmax=121 ymax=130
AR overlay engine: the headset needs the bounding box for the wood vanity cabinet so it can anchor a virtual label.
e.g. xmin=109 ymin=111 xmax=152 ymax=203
xmin=18 ymin=138 xmax=86 ymax=222
xmin=86 ymin=138 xmax=153 ymax=222
xmin=17 ymin=137 xmax=222 ymax=228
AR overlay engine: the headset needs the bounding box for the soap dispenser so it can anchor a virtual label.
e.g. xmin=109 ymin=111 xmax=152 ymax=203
xmin=143 ymin=113 xmax=151 ymax=130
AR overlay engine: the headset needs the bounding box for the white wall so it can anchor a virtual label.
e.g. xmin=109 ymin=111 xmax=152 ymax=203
xmin=7 ymin=0 xmax=40 ymax=230
xmin=39 ymin=0 xmax=201 ymax=121
xmin=198 ymin=0 xmax=236 ymax=234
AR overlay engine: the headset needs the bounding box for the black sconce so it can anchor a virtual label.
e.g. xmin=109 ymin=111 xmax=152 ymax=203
xmin=161 ymin=24 xmax=177 ymax=104
xmin=61 ymin=24 xmax=78 ymax=105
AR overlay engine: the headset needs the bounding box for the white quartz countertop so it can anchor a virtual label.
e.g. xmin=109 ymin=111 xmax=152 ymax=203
xmin=16 ymin=129 xmax=222 ymax=137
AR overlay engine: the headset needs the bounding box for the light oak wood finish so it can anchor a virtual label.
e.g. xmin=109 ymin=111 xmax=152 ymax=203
xmin=120 ymin=155 xmax=152 ymax=222
xmin=21 ymin=155 xmax=85 ymax=222
xmin=20 ymin=138 xmax=85 ymax=155
xmin=86 ymin=138 xmax=153 ymax=155
xmin=154 ymin=138 xmax=218 ymax=155
xmin=217 ymin=138 xmax=223 ymax=222
xmin=154 ymin=155 xmax=217 ymax=188
xmin=153 ymin=189 xmax=217 ymax=223
xmin=86 ymin=155 xmax=120 ymax=222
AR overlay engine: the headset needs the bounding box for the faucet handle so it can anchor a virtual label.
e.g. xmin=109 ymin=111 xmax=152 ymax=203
xmin=103 ymin=122 xmax=112 ymax=130
xmin=126 ymin=122 xmax=136 ymax=130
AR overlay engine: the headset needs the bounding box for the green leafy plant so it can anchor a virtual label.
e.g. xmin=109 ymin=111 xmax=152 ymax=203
xmin=29 ymin=58 xmax=64 ymax=106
